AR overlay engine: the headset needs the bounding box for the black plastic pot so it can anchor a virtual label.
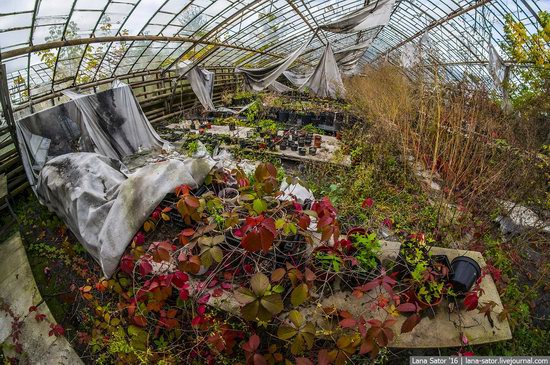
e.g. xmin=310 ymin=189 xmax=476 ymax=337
xmin=299 ymin=147 xmax=307 ymax=156
xmin=309 ymin=147 xmax=316 ymax=155
xmin=278 ymin=110 xmax=290 ymax=122
xmin=291 ymin=143 xmax=298 ymax=151
xmin=280 ymin=142 xmax=288 ymax=150
xmin=345 ymin=257 xmax=382 ymax=287
xmin=450 ymin=256 xmax=481 ymax=293
xmin=298 ymin=138 xmax=305 ymax=147
xmin=229 ymin=123 xmax=236 ymax=131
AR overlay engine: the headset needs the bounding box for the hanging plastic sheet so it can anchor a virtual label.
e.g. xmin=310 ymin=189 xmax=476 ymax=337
xmin=334 ymin=39 xmax=374 ymax=74
xmin=488 ymin=44 xmax=506 ymax=87
xmin=176 ymin=61 xmax=216 ymax=111
xmin=235 ymin=33 xmax=316 ymax=91
xmin=282 ymin=70 xmax=312 ymax=87
xmin=320 ymin=0 xmax=396 ymax=33
xmin=301 ymin=43 xmax=346 ymax=99
xmin=401 ymin=32 xmax=432 ymax=68
xmin=62 ymin=81 xmax=165 ymax=160
xmin=268 ymin=80 xmax=293 ymax=93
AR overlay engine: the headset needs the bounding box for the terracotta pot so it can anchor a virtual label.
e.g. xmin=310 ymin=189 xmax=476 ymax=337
xmin=410 ymin=287 xmax=444 ymax=310
xmin=314 ymin=135 xmax=322 ymax=148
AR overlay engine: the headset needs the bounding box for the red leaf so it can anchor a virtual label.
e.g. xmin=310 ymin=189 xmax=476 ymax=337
xmin=318 ymin=349 xmax=331 ymax=365
xmin=401 ymin=314 xmax=421 ymax=333
xmin=253 ymin=354 xmax=267 ymax=365
xmin=296 ymin=358 xmax=314 ymax=365
xmin=172 ymin=271 xmax=189 ymax=288
xmin=362 ymin=197 xmax=374 ymax=208
xmin=28 ymin=306 xmax=38 ymax=313
xmin=133 ymin=315 xmax=147 ymax=327
xmin=396 ymin=303 xmax=418 ymax=313
xmin=120 ymin=255 xmax=135 ymax=275
xmin=242 ymin=334 xmax=260 ymax=353
xmin=35 ymin=313 xmax=47 ymax=322
xmin=139 ymin=259 xmax=153 ymax=277
xmin=339 ymin=318 xmax=357 ymax=329
xmin=464 ymin=292 xmax=479 ymax=311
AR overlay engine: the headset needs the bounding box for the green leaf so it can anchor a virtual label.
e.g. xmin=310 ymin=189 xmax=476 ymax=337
xmin=291 ymin=284 xmax=309 ymax=307
xmin=277 ymin=325 xmax=297 ymax=340
xmin=261 ymin=294 xmax=284 ymax=315
xmin=250 ymin=272 xmax=270 ymax=296
xmin=288 ymin=310 xmax=304 ymax=327
xmin=253 ymin=199 xmax=268 ymax=214
xmin=271 ymin=284 xmax=285 ymax=293
xmin=275 ymin=218 xmax=285 ymax=230
xmin=210 ymin=246 xmax=224 ymax=263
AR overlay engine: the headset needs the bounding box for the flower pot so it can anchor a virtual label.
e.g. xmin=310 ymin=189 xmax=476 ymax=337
xmin=291 ymin=143 xmax=298 ymax=152
xmin=313 ymin=135 xmax=322 ymax=148
xmin=345 ymin=257 xmax=382 ymax=287
xmin=308 ymin=147 xmax=316 ymax=155
xmin=199 ymin=128 xmax=206 ymax=135
xmin=278 ymin=110 xmax=289 ymax=122
xmin=312 ymin=246 xmax=344 ymax=283
xmin=411 ymin=288 xmax=443 ymax=310
xmin=297 ymin=138 xmax=305 ymax=147
xmin=299 ymin=147 xmax=307 ymax=156
xmin=450 ymin=256 xmax=481 ymax=293
xmin=279 ymin=142 xmax=288 ymax=151
xmin=218 ymin=188 xmax=239 ymax=205
xmin=346 ymin=227 xmax=367 ymax=242
xmin=229 ymin=122 xmax=236 ymax=131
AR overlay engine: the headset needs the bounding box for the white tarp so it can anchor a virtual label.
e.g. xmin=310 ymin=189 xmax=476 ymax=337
xmin=61 ymin=82 xmax=165 ymax=160
xmin=320 ymin=0 xmax=396 ymax=33
xmin=400 ymin=32 xmax=431 ymax=68
xmin=16 ymin=83 xmax=218 ymax=277
xmin=301 ymin=43 xmax=346 ymax=99
xmin=283 ymin=70 xmax=312 ymax=87
xmin=235 ymin=33 xmax=315 ymax=91
xmin=268 ymin=80 xmax=293 ymax=93
xmin=488 ymin=44 xmax=506 ymax=87
xmin=177 ymin=61 xmax=216 ymax=111
xmin=36 ymin=152 xmax=216 ymax=277
xmin=334 ymin=39 xmax=374 ymax=74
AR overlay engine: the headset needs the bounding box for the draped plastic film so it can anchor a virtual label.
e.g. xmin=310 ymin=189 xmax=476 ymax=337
xmin=235 ymin=33 xmax=315 ymax=91
xmin=334 ymin=39 xmax=374 ymax=74
xmin=320 ymin=0 xmax=396 ymax=33
xmin=177 ymin=61 xmax=216 ymax=111
xmin=15 ymin=82 xmax=217 ymax=277
xmin=488 ymin=45 xmax=506 ymax=87
xmin=62 ymin=82 xmax=165 ymax=160
xmin=301 ymin=43 xmax=346 ymax=99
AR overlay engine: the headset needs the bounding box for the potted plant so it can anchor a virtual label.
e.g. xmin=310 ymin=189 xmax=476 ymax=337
xmin=299 ymin=147 xmax=307 ymax=156
xmin=407 ymin=256 xmax=451 ymax=310
xmin=312 ymin=246 xmax=344 ymax=282
xmin=394 ymin=234 xmax=430 ymax=278
xmin=308 ymin=147 xmax=316 ymax=155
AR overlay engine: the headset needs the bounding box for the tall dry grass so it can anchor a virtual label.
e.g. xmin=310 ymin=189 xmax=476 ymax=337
xmin=344 ymin=63 xmax=547 ymax=218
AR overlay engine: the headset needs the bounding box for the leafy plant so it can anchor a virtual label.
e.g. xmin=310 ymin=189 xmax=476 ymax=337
xmin=351 ymin=232 xmax=381 ymax=271
xmin=197 ymin=235 xmax=225 ymax=269
xmin=241 ymin=215 xmax=277 ymax=253
xmin=314 ymin=252 xmax=343 ymax=272
xmin=277 ymin=310 xmax=315 ymax=355
xmin=234 ymin=273 xmax=283 ymax=321
xmin=175 ymin=185 xmax=202 ymax=225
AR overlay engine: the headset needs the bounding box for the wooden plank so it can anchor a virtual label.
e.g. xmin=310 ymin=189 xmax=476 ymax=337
xmin=0 ymin=174 xmax=7 ymax=200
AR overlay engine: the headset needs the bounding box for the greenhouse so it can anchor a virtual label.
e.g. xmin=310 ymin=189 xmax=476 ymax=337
xmin=0 ymin=0 xmax=549 ymax=363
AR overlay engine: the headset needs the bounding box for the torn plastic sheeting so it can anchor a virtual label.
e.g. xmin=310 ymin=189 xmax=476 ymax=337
xmin=334 ymin=39 xmax=374 ymax=74
xmin=268 ymin=80 xmax=293 ymax=93
xmin=488 ymin=44 xmax=506 ymax=88
xmin=300 ymin=43 xmax=346 ymax=99
xmin=279 ymin=180 xmax=315 ymax=205
xmin=36 ymin=152 xmax=217 ymax=277
xmin=176 ymin=61 xmax=216 ymax=111
xmin=235 ymin=33 xmax=315 ymax=91
xmin=320 ymin=0 xmax=396 ymax=33
xmin=282 ymin=70 xmax=312 ymax=87
xmin=62 ymin=82 xmax=165 ymax=160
